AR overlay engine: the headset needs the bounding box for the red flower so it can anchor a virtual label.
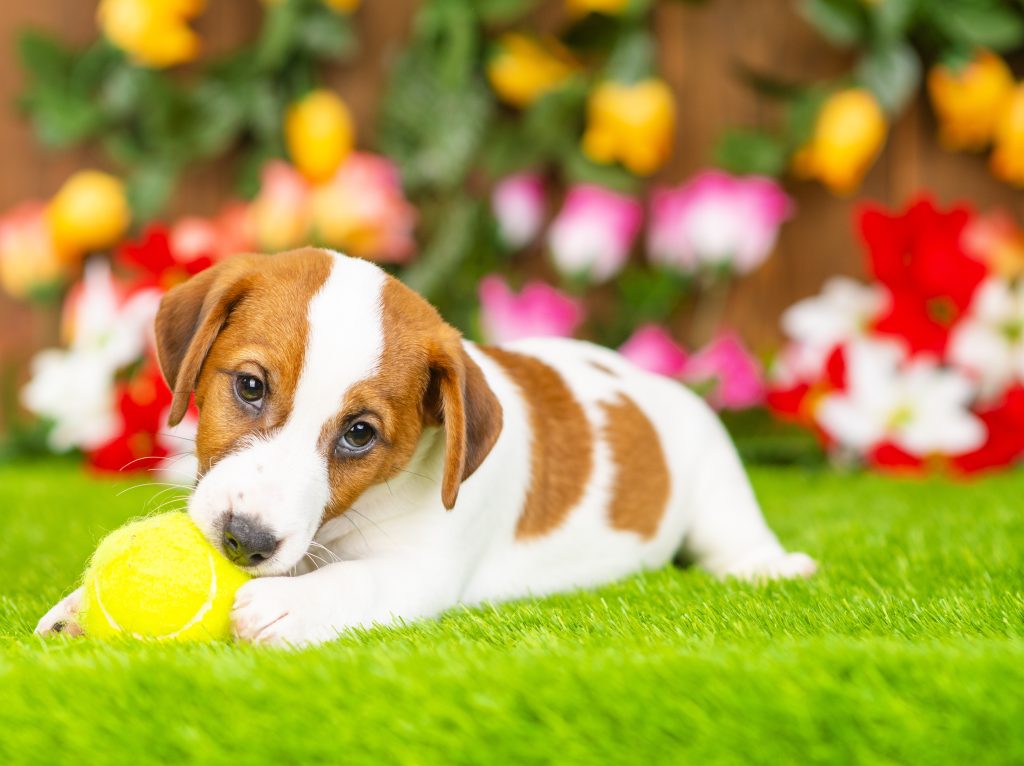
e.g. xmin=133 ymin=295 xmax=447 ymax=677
xmin=767 ymin=345 xmax=847 ymax=428
xmin=951 ymin=385 xmax=1024 ymax=474
xmin=117 ymin=225 xmax=212 ymax=292
xmin=859 ymin=197 xmax=988 ymax=356
xmin=87 ymin=360 xmax=180 ymax=474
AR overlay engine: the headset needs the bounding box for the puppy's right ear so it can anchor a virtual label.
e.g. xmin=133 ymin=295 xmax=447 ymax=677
xmin=155 ymin=254 xmax=264 ymax=426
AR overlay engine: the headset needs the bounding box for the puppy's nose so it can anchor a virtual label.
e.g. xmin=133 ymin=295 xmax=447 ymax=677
xmin=221 ymin=515 xmax=279 ymax=567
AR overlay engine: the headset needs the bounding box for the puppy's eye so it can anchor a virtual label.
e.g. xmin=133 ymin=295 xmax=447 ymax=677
xmin=234 ymin=374 xmax=266 ymax=408
xmin=339 ymin=421 xmax=376 ymax=453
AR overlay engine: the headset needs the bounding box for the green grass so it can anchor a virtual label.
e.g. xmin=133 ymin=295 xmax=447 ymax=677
xmin=1 ymin=460 xmax=1022 ymax=765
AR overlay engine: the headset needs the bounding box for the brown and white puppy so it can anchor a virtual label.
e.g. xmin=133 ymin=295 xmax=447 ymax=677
xmin=37 ymin=248 xmax=814 ymax=645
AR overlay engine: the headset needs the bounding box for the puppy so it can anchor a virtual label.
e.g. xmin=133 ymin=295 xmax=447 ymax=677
xmin=37 ymin=248 xmax=815 ymax=645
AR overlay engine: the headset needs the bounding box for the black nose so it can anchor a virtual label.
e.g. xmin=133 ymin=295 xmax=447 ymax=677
xmin=221 ymin=515 xmax=279 ymax=567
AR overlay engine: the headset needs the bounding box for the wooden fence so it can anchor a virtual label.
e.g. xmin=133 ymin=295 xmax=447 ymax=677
xmin=1 ymin=0 xmax=1021 ymax=427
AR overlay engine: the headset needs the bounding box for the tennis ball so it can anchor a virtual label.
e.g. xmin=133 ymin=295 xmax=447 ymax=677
xmin=80 ymin=512 xmax=249 ymax=641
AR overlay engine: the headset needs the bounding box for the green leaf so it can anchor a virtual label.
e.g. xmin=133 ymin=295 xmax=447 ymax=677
xmin=127 ymin=162 xmax=178 ymax=221
xmin=475 ymin=0 xmax=539 ymax=24
xmin=562 ymin=148 xmax=643 ymax=194
xmin=713 ymin=129 xmax=788 ymax=176
xmin=856 ymin=42 xmax=920 ymax=114
xmin=17 ymin=30 xmax=71 ymax=85
xmin=798 ymin=0 xmax=868 ymax=47
xmin=296 ymin=7 xmax=357 ymax=59
xmin=401 ymin=197 xmax=482 ymax=298
xmin=932 ymin=1 xmax=1024 ymax=51
xmin=24 ymin=89 xmax=105 ymax=146
xmin=785 ymin=90 xmax=828 ymax=150
xmin=870 ymin=0 xmax=917 ymax=40
xmin=603 ymin=27 xmax=656 ymax=83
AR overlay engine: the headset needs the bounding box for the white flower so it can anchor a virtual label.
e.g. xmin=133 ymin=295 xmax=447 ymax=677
xmin=818 ymin=339 xmax=984 ymax=457
xmin=156 ymin=405 xmax=199 ymax=485
xmin=21 ymin=259 xmax=162 ymax=452
xmin=781 ymin=277 xmax=887 ymax=378
xmin=948 ymin=277 xmax=1024 ymax=400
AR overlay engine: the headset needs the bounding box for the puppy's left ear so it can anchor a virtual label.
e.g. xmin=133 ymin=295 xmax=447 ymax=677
xmin=427 ymin=335 xmax=503 ymax=510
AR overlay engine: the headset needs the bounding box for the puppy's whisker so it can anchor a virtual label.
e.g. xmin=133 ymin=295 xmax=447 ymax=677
xmin=397 ymin=468 xmax=435 ymax=483
xmin=118 ymin=454 xmax=170 ymax=472
xmin=309 ymin=540 xmax=342 ymax=564
xmin=115 ymin=480 xmax=186 ymax=498
xmin=348 ymin=507 xmax=393 ymax=543
xmin=156 ymin=432 xmax=196 ymax=443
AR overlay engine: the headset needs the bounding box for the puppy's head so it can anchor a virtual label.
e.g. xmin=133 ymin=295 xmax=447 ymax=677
xmin=155 ymin=248 xmax=502 ymax=575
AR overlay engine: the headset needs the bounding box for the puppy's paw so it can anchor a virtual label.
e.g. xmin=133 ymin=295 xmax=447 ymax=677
xmin=232 ymin=577 xmax=325 ymax=648
xmin=35 ymin=587 xmax=85 ymax=638
xmin=722 ymin=551 xmax=818 ymax=582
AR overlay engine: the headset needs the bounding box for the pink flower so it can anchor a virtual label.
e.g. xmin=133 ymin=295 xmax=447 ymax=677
xmin=492 ymin=172 xmax=546 ymax=249
xmin=648 ymin=170 xmax=792 ymax=274
xmin=311 ymin=152 xmax=417 ymax=263
xmin=619 ymin=324 xmax=688 ymax=377
xmin=0 ymin=202 xmax=68 ymax=299
xmin=684 ymin=332 xmax=765 ymax=409
xmin=548 ymin=184 xmax=643 ymax=283
xmin=248 ymin=161 xmax=313 ymax=252
xmin=172 ymin=203 xmax=254 ymax=264
xmin=478 ymin=275 xmax=584 ymax=344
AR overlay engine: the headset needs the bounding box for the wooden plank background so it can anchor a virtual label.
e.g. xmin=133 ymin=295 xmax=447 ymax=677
xmin=1 ymin=0 xmax=1021 ymax=428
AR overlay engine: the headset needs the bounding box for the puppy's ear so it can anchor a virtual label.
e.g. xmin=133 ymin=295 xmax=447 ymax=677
xmin=426 ymin=334 xmax=503 ymax=510
xmin=155 ymin=254 xmax=265 ymax=426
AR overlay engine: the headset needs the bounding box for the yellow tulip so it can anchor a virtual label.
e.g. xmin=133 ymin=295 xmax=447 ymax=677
xmin=48 ymin=171 xmax=131 ymax=257
xmin=0 ymin=203 xmax=68 ymax=299
xmin=928 ymin=51 xmax=1014 ymax=151
xmin=791 ymin=88 xmax=887 ymax=194
xmin=486 ymin=35 xmax=577 ymax=108
xmin=323 ymin=0 xmax=360 ymax=11
xmin=581 ymin=79 xmax=676 ymax=176
xmin=285 ymin=90 xmax=356 ymax=184
xmin=990 ymin=84 xmax=1024 ymax=187
xmin=98 ymin=0 xmax=200 ymax=68
xmin=566 ymin=0 xmax=629 ymax=15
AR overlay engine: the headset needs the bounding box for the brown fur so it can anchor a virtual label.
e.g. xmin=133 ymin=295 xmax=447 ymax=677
xmin=155 ymin=249 xmax=333 ymax=474
xmin=480 ymin=347 xmax=593 ymax=539
xmin=599 ymin=394 xmax=670 ymax=539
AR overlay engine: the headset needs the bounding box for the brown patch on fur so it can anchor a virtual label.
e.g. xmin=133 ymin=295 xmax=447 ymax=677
xmin=589 ymin=360 xmax=618 ymax=376
xmin=600 ymin=394 xmax=670 ymax=539
xmin=319 ymin=277 xmax=503 ymax=520
xmin=155 ymin=248 xmax=333 ymax=474
xmin=480 ymin=347 xmax=593 ymax=539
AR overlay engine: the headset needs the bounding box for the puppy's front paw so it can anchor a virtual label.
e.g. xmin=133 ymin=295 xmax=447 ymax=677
xmin=723 ymin=551 xmax=818 ymax=582
xmin=35 ymin=587 xmax=85 ymax=638
xmin=232 ymin=577 xmax=324 ymax=648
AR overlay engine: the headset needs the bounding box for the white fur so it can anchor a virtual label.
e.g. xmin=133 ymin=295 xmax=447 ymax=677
xmin=36 ymin=252 xmax=815 ymax=645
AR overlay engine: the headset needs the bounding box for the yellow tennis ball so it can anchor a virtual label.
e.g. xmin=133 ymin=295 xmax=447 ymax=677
xmin=80 ymin=512 xmax=249 ymax=641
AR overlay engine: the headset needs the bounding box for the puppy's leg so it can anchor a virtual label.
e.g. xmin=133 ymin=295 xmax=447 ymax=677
xmin=680 ymin=408 xmax=816 ymax=581
xmin=231 ymin=557 xmax=460 ymax=647
xmin=35 ymin=587 xmax=85 ymax=637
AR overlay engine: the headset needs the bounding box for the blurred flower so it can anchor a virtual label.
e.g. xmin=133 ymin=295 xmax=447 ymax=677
xmin=927 ymin=50 xmax=1014 ymax=151
xmin=0 ymin=202 xmax=67 ymax=299
xmin=492 ymin=172 xmax=546 ymax=250
xmin=951 ymin=385 xmax=1024 ymax=474
xmin=859 ymin=197 xmax=985 ymax=356
xmin=962 ymin=210 xmax=1024 ymax=279
xmin=791 ymin=89 xmax=886 ymax=194
xmin=285 ymin=89 xmax=356 ymax=184
xmin=648 ymin=170 xmax=792 ymax=275
xmin=683 ymin=333 xmax=765 ymax=410
xmin=47 ymin=170 xmax=130 ymax=257
xmin=486 ymin=34 xmax=577 ymax=108
xmin=248 ymin=161 xmax=313 ymax=252
xmin=478 ymin=275 xmax=583 ymax=344
xmin=170 ymin=203 xmax=254 ymax=265
xmin=117 ymin=225 xmax=213 ymax=291
xmin=97 ymin=0 xmax=202 ymax=68
xmin=582 ymin=79 xmax=676 ymax=176
xmin=22 ymin=260 xmax=161 ymax=452
xmin=548 ymin=184 xmax=642 ymax=283
xmin=766 ymin=344 xmax=847 ymax=427
xmin=619 ymin=325 xmax=688 ymax=377
xmin=566 ymin=0 xmax=628 ymax=15
xmin=311 ymin=153 xmax=417 ymax=263
xmin=948 ymin=277 xmax=1024 ymax=400
xmin=817 ymin=339 xmax=984 ymax=458
xmin=322 ymin=0 xmax=360 ymax=11
xmin=780 ymin=277 xmax=887 ymax=379
xmin=87 ymin=359 xmax=174 ymax=473
xmin=990 ymin=84 xmax=1024 ymax=187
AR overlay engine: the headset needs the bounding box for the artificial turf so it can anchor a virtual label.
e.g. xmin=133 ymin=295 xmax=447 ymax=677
xmin=0 ymin=459 xmax=1021 ymax=765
